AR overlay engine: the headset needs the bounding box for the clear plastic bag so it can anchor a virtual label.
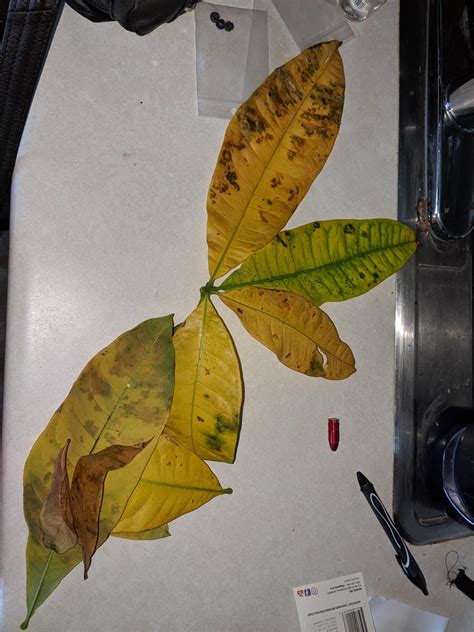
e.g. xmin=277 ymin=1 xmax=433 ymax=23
xmin=195 ymin=2 xmax=269 ymax=118
xmin=272 ymin=0 xmax=354 ymax=50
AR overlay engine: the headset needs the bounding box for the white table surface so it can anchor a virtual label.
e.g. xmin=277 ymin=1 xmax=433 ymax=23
xmin=2 ymin=1 xmax=474 ymax=630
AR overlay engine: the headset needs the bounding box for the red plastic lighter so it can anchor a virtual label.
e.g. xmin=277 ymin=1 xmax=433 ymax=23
xmin=328 ymin=418 xmax=340 ymax=451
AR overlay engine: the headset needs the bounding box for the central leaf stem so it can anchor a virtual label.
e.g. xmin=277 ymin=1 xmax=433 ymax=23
xmin=200 ymin=282 xmax=219 ymax=298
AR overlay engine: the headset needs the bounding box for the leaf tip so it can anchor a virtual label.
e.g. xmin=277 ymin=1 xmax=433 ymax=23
xmin=20 ymin=620 xmax=29 ymax=630
xmin=223 ymin=487 xmax=233 ymax=495
xmin=138 ymin=437 xmax=153 ymax=450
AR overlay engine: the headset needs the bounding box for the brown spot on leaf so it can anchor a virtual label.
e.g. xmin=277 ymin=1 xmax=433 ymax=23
xmin=84 ymin=419 xmax=98 ymax=437
xmin=291 ymin=135 xmax=305 ymax=148
xmin=204 ymin=433 xmax=223 ymax=453
xmin=301 ymin=122 xmax=315 ymax=137
xmin=225 ymin=171 xmax=240 ymax=191
xmin=88 ymin=366 xmax=111 ymax=398
xmin=215 ymin=416 xmax=238 ymax=434
xmin=316 ymin=127 xmax=331 ymax=139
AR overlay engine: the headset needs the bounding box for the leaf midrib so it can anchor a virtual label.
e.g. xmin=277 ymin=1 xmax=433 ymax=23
xmin=21 ymin=549 xmax=53 ymax=629
xmin=209 ymin=45 xmax=339 ymax=281
xmin=188 ymin=296 xmax=209 ymax=455
xmin=219 ymin=240 xmax=415 ymax=293
xmin=90 ymin=320 xmax=168 ymax=453
xmin=140 ymin=479 xmax=231 ymax=494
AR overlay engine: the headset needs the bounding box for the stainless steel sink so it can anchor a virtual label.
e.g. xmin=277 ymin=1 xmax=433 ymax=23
xmin=394 ymin=0 xmax=474 ymax=545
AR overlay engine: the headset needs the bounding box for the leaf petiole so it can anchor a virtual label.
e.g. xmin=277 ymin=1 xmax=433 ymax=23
xmin=199 ymin=282 xmax=219 ymax=298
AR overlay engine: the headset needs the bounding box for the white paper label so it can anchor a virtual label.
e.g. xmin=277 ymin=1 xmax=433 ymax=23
xmin=293 ymin=572 xmax=375 ymax=632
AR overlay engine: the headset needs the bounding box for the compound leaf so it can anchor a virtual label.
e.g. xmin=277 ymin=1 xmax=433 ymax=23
xmin=207 ymin=41 xmax=345 ymax=280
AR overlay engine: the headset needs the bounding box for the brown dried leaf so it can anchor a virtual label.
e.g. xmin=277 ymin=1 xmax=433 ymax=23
xmin=70 ymin=440 xmax=151 ymax=579
xmin=39 ymin=440 xmax=77 ymax=554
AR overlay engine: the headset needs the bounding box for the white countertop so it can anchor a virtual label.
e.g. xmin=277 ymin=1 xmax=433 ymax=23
xmin=2 ymin=1 xmax=474 ymax=630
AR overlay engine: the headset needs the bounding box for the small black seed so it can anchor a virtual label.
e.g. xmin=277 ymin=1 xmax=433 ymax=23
xmin=210 ymin=11 xmax=220 ymax=23
xmin=216 ymin=18 xmax=226 ymax=29
xmin=224 ymin=21 xmax=234 ymax=32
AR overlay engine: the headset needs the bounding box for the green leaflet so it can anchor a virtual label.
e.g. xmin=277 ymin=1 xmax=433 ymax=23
xmin=22 ymin=316 xmax=175 ymax=628
xmin=219 ymin=219 xmax=416 ymax=305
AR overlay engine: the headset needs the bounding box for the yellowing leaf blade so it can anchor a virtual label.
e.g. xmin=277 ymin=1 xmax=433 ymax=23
xmin=207 ymin=41 xmax=345 ymax=280
xmin=113 ymin=524 xmax=171 ymax=541
xmin=165 ymin=296 xmax=243 ymax=464
xmin=220 ymin=288 xmax=355 ymax=380
xmin=112 ymin=434 xmax=232 ymax=535
xmin=220 ymin=219 xmax=417 ymax=304
xmin=22 ymin=316 xmax=175 ymax=628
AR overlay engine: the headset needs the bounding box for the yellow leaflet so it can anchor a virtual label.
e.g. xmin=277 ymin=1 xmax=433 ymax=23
xmin=165 ymin=296 xmax=243 ymax=463
xmin=113 ymin=434 xmax=232 ymax=534
xmin=22 ymin=316 xmax=175 ymax=628
xmin=220 ymin=288 xmax=355 ymax=380
xmin=113 ymin=524 xmax=171 ymax=541
xmin=207 ymin=41 xmax=345 ymax=280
